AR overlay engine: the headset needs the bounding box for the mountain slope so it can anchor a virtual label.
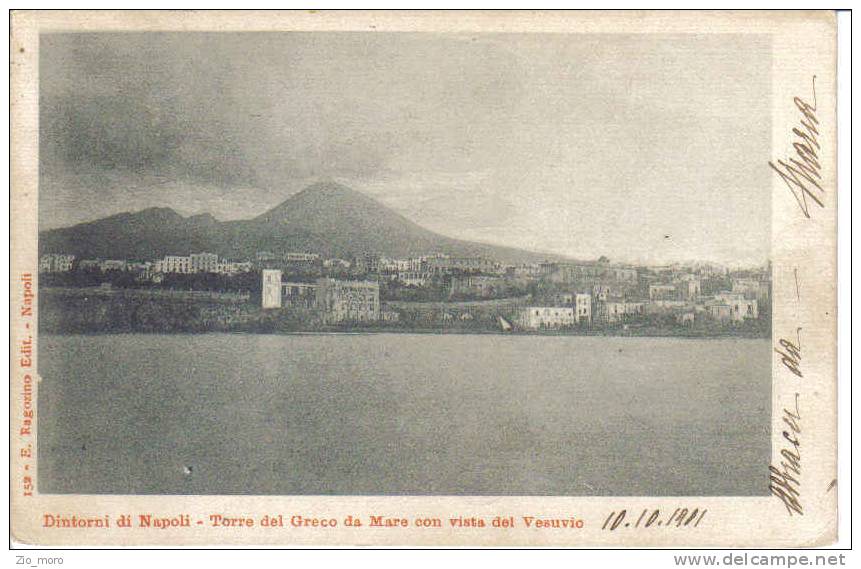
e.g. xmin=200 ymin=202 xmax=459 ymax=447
xmin=39 ymin=182 xmax=560 ymax=264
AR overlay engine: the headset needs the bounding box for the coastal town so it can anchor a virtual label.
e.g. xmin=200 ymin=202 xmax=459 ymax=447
xmin=38 ymin=250 xmax=771 ymax=336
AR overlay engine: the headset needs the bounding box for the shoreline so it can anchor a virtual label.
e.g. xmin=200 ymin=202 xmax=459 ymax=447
xmin=38 ymin=327 xmax=771 ymax=340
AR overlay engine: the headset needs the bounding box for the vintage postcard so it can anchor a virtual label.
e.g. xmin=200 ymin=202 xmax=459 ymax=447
xmin=10 ymin=10 xmax=838 ymax=547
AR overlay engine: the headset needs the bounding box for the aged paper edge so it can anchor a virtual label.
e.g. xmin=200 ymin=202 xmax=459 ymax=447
xmin=9 ymin=9 xmax=838 ymax=547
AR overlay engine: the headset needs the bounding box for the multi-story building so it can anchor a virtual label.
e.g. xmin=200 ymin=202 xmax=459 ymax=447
xmin=706 ymin=302 xmax=732 ymax=322
xmin=678 ymin=275 xmax=702 ymax=300
xmin=323 ymin=258 xmax=351 ymax=270
xmin=261 ymin=269 xmax=282 ymax=309
xmin=707 ymin=292 xmax=758 ymax=322
xmin=408 ymin=257 xmax=427 ymax=272
xmin=517 ymin=306 xmax=575 ymax=330
xmin=649 ymin=284 xmax=677 ymax=301
xmin=575 ymin=293 xmax=592 ymax=325
xmin=316 ymin=278 xmax=380 ymax=323
xmin=282 ymin=282 xmax=318 ymax=308
xmin=598 ymin=299 xmax=645 ymax=324
xmin=549 ymin=292 xmax=575 ymax=305
xmin=39 ymin=254 xmax=75 ymax=273
xmin=158 ymin=255 xmax=192 ymax=274
xmin=190 ymin=252 xmax=219 ymax=273
xmin=592 ymin=284 xmax=622 ymax=302
xmin=732 ymin=278 xmax=770 ymax=302
xmin=397 ymin=271 xmax=433 ymax=287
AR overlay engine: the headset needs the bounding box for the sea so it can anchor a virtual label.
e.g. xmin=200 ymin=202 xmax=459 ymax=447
xmin=37 ymin=333 xmax=771 ymax=496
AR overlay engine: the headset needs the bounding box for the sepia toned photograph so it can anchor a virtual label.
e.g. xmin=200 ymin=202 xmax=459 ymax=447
xmin=11 ymin=10 xmax=839 ymax=548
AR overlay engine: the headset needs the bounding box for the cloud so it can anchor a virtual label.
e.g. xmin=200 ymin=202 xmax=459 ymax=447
xmin=38 ymin=32 xmax=773 ymax=265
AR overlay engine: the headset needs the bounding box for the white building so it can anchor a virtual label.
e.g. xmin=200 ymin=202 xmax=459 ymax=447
xmin=284 ymin=252 xmax=320 ymax=262
xmin=323 ymin=258 xmax=351 ymax=269
xmin=216 ymin=260 xmax=253 ymax=275
xmin=600 ymin=300 xmax=645 ymax=323
xmin=261 ymin=269 xmax=283 ymax=309
xmin=39 ymin=254 xmax=75 ymax=273
xmin=712 ymin=292 xmax=758 ymax=321
xmin=190 ymin=252 xmax=219 ymax=273
xmin=159 ymin=255 xmax=191 ymax=274
xmin=575 ymin=293 xmax=592 ymax=325
xmin=517 ymin=306 xmax=576 ymax=330
xmin=678 ymin=275 xmax=702 ymax=300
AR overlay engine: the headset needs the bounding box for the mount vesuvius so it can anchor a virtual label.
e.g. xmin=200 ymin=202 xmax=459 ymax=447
xmin=39 ymin=182 xmax=561 ymax=264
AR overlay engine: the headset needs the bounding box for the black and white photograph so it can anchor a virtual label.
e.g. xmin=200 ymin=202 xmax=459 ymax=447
xmin=10 ymin=9 xmax=841 ymax=549
xmin=35 ymin=30 xmax=774 ymax=497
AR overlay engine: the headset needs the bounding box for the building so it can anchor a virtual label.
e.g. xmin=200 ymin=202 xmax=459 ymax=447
xmin=649 ymin=284 xmax=677 ymax=301
xmin=127 ymin=261 xmax=154 ymax=281
xmin=679 ymin=275 xmax=702 ymax=300
xmin=599 ymin=300 xmax=645 ymax=324
xmin=316 ymin=278 xmax=380 ymax=323
xmin=281 ymin=282 xmax=318 ymax=308
xmin=708 ymin=293 xmax=759 ymax=322
xmin=190 ymin=252 xmax=219 ymax=273
xmin=517 ymin=306 xmax=576 ymax=330
xmin=406 ymin=257 xmax=426 ymax=272
xmin=284 ymin=252 xmax=320 ymax=262
xmin=39 ymin=254 xmax=75 ymax=273
xmin=355 ymin=253 xmax=381 ymax=274
xmin=256 ymin=251 xmax=279 ymax=262
xmin=550 ymin=292 xmax=575 ymax=305
xmin=99 ymin=259 xmax=128 ymax=272
xmin=428 ymin=256 xmax=496 ymax=275
xmin=77 ymin=259 xmax=101 ymax=271
xmin=158 ymin=255 xmax=192 ymax=274
xmin=261 ymin=269 xmax=282 ymax=309
xmin=575 ymin=293 xmax=592 ymax=325
xmin=397 ymin=271 xmax=432 ymax=287
xmin=323 ymin=258 xmax=351 ymax=270
xmin=706 ymin=302 xmax=732 ymax=322
xmin=732 ymin=278 xmax=770 ymax=302
xmin=592 ymin=284 xmax=622 ymax=302
xmin=215 ymin=260 xmax=251 ymax=275
xmin=608 ymin=267 xmax=638 ymax=283
xmin=544 ymin=262 xmax=636 ymax=285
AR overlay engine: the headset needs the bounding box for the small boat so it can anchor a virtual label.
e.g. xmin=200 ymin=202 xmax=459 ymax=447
xmin=498 ymin=316 xmax=513 ymax=332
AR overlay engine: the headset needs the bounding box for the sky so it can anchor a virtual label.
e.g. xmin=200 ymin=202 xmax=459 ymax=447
xmin=39 ymin=32 xmax=771 ymax=266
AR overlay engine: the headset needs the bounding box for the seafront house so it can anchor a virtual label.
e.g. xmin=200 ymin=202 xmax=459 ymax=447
xmin=517 ymin=306 xmax=576 ymax=330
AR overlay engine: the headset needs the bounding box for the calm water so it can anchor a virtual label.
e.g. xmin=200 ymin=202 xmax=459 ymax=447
xmin=38 ymin=334 xmax=771 ymax=496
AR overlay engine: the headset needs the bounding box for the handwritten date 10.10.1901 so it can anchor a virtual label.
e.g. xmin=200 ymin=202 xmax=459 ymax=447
xmin=601 ymin=508 xmax=707 ymax=531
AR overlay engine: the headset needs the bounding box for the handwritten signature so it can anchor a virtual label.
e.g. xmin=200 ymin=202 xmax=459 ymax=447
xmin=769 ymin=76 xmax=824 ymax=219
xmin=769 ymin=393 xmax=802 ymax=516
